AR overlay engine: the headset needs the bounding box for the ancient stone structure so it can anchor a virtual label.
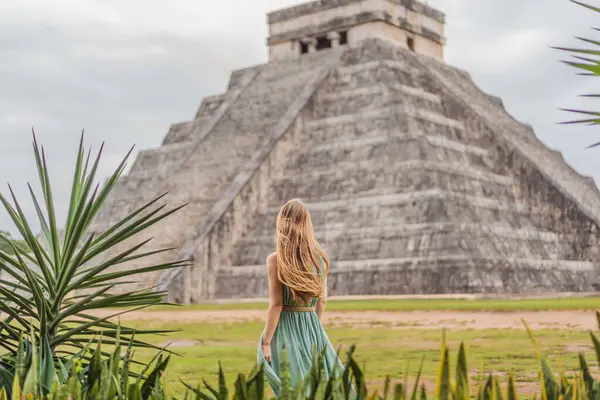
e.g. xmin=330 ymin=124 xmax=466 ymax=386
xmin=92 ymin=0 xmax=600 ymax=303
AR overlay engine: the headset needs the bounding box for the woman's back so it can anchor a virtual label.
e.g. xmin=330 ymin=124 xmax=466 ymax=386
xmin=257 ymin=199 xmax=343 ymax=396
xmin=280 ymin=262 xmax=321 ymax=308
xmin=282 ymin=284 xmax=318 ymax=307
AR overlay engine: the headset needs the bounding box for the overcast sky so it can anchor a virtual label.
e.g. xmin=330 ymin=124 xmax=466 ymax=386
xmin=1 ymin=0 xmax=599 ymax=235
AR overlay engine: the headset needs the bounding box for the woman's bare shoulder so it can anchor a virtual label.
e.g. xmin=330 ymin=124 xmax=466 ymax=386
xmin=266 ymin=252 xmax=277 ymax=272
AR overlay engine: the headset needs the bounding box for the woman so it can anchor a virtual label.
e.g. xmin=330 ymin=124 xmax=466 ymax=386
xmin=257 ymin=198 xmax=344 ymax=395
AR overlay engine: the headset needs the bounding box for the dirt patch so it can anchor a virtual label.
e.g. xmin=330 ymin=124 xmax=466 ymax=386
xmin=562 ymin=344 xmax=592 ymax=353
xmin=158 ymin=339 xmax=201 ymax=348
xmin=158 ymin=339 xmax=257 ymax=348
xmin=91 ymin=309 xmax=599 ymax=331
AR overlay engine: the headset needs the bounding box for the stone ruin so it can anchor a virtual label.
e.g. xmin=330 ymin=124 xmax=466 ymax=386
xmin=91 ymin=0 xmax=600 ymax=303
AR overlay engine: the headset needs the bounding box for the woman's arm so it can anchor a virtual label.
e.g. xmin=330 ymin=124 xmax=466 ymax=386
xmin=261 ymin=253 xmax=283 ymax=362
xmin=316 ymin=277 xmax=328 ymax=319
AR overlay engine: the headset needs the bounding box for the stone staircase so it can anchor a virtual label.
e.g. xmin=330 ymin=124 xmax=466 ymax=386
xmin=222 ymin=42 xmax=598 ymax=299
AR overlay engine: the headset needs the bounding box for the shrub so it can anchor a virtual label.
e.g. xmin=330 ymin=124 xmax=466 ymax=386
xmin=185 ymin=312 xmax=600 ymax=400
xmin=0 ymin=327 xmax=169 ymax=400
xmin=0 ymin=133 xmax=187 ymax=395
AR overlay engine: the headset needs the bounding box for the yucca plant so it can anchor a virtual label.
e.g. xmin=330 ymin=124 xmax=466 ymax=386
xmin=2 ymin=325 xmax=169 ymax=400
xmin=0 ymin=132 xmax=189 ymax=392
xmin=556 ymin=1 xmax=600 ymax=145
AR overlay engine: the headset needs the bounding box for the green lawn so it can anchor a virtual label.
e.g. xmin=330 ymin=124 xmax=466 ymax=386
xmin=128 ymin=317 xmax=600 ymax=398
xmin=153 ymin=296 xmax=600 ymax=312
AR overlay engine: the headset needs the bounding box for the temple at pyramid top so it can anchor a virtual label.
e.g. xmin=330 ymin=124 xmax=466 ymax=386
xmin=267 ymin=0 xmax=445 ymax=61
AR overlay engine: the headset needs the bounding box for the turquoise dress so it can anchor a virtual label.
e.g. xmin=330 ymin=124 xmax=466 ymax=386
xmin=257 ymin=275 xmax=345 ymax=395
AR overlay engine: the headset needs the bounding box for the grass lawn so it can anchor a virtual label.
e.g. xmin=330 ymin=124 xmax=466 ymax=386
xmin=151 ymin=296 xmax=600 ymax=312
xmin=127 ymin=315 xmax=600 ymax=398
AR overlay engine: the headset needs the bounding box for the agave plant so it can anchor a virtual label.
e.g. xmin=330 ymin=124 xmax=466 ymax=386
xmin=556 ymin=1 xmax=600 ymax=144
xmin=1 ymin=325 xmax=170 ymax=400
xmin=0 ymin=132 xmax=189 ymax=390
xmin=184 ymin=345 xmax=364 ymax=400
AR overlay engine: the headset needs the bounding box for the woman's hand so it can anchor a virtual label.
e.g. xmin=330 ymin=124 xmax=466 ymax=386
xmin=262 ymin=341 xmax=272 ymax=364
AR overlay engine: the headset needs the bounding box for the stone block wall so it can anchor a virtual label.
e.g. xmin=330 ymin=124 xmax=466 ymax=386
xmin=219 ymin=39 xmax=600 ymax=299
xmin=406 ymin=44 xmax=600 ymax=263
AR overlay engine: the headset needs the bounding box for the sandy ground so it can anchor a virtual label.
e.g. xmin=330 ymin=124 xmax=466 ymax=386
xmin=91 ymin=309 xmax=599 ymax=331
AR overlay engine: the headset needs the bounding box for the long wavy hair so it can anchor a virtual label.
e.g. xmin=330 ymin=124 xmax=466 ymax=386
xmin=275 ymin=198 xmax=330 ymax=304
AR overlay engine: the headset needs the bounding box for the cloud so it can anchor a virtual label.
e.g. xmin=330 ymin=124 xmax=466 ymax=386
xmin=1 ymin=0 xmax=599 ymax=235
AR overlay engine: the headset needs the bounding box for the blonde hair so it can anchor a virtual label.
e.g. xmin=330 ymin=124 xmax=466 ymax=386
xmin=275 ymin=198 xmax=330 ymax=304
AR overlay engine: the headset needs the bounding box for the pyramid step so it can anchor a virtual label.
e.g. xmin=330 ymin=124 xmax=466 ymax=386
xmin=141 ymin=57 xmax=331 ymax=191
xmin=331 ymin=256 xmax=595 ymax=272
xmin=289 ymin=133 xmax=492 ymax=172
xmin=233 ymin=223 xmax=578 ymax=266
xmin=336 ymin=59 xmax=422 ymax=77
xmin=311 ymin=132 xmax=487 ymax=157
xmin=331 ymin=59 xmax=431 ymax=93
xmin=221 ymin=256 xmax=596 ymax=299
xmin=101 ymin=174 xmax=167 ymax=211
xmin=267 ymin=160 xmax=517 ymax=206
xmin=196 ymin=59 xmax=325 ymax=140
xmin=283 ymin=159 xmax=512 ymax=184
xmin=268 ymin=190 xmax=530 ymax=213
xmin=325 ymin=257 xmax=596 ymax=296
xmin=161 ymin=163 xmax=240 ymax=201
xmin=248 ymin=53 xmax=337 ymax=87
xmin=316 ymin=83 xmax=444 ymax=118
xmin=327 ymin=222 xmax=570 ymax=243
xmin=134 ymin=123 xmax=257 ymax=181
xmin=333 ymin=59 xmax=440 ymax=95
xmin=196 ymin=94 xmax=227 ymax=118
xmin=163 ymin=116 xmax=214 ymax=145
xmin=426 ymin=135 xmax=489 ymax=157
xmin=123 ymin=159 xmax=239 ymax=203
xmin=109 ymin=168 xmax=226 ymax=205
xmin=170 ymin=131 xmax=263 ymax=172
xmin=215 ymin=88 xmax=302 ymax=134
xmin=243 ymin=80 xmax=305 ymax=98
xmin=309 ymin=105 xmax=464 ymax=132
xmin=129 ymin=141 xmax=195 ymax=176
xmin=244 ymin=222 xmax=572 ymax=244
xmin=252 ymin=193 xmax=548 ymax=235
xmin=227 ymin=65 xmax=263 ymax=91
xmin=259 ymin=48 xmax=341 ymax=80
xmin=308 ymin=105 xmax=467 ymax=146
xmin=228 ymin=256 xmax=595 ymax=275
xmin=321 ymin=82 xmax=440 ymax=104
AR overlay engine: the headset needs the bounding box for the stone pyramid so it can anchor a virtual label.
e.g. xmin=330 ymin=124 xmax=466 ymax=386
xmin=92 ymin=0 xmax=600 ymax=303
